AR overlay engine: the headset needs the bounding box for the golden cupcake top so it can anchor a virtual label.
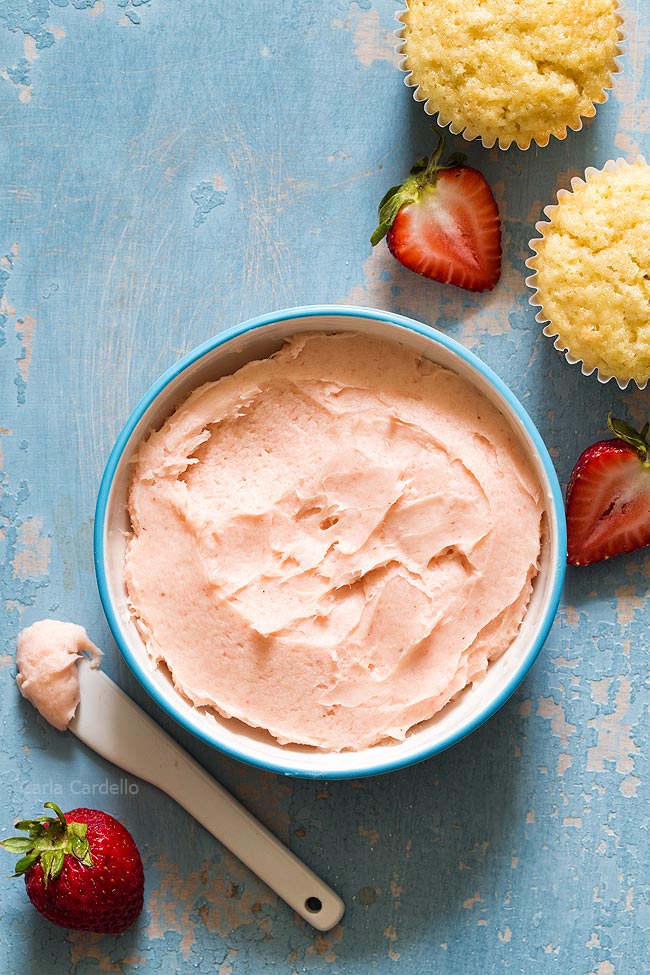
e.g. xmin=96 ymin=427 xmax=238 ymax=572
xmin=527 ymin=159 xmax=650 ymax=388
xmin=399 ymin=0 xmax=622 ymax=150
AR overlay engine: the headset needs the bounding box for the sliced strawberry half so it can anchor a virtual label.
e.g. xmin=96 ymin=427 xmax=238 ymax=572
xmin=566 ymin=415 xmax=650 ymax=566
xmin=371 ymin=136 xmax=501 ymax=292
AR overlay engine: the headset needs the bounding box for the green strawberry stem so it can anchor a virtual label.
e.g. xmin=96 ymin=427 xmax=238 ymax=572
xmin=1 ymin=801 xmax=93 ymax=884
xmin=371 ymin=132 xmax=467 ymax=246
xmin=608 ymin=413 xmax=650 ymax=466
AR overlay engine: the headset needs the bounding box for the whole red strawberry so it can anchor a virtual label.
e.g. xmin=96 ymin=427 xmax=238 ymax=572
xmin=371 ymin=135 xmax=501 ymax=292
xmin=566 ymin=415 xmax=650 ymax=567
xmin=1 ymin=801 xmax=144 ymax=934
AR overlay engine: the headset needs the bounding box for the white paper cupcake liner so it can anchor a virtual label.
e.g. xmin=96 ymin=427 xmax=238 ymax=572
xmin=525 ymin=156 xmax=649 ymax=391
xmin=394 ymin=1 xmax=626 ymax=151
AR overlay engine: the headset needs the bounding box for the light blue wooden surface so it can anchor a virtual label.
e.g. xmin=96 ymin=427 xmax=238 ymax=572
xmin=1 ymin=2 xmax=649 ymax=972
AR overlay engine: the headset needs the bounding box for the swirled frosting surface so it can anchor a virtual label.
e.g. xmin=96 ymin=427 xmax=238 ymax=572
xmin=125 ymin=333 xmax=543 ymax=750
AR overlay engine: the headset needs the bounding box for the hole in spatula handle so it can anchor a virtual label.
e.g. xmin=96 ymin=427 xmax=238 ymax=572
xmin=305 ymin=896 xmax=323 ymax=913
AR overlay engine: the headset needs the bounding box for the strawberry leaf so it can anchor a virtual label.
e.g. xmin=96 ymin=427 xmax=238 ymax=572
xmin=2 ymin=802 xmax=95 ymax=882
xmin=40 ymin=850 xmax=55 ymax=885
xmin=410 ymin=156 xmax=428 ymax=175
xmin=68 ymin=821 xmax=88 ymax=841
xmin=12 ymin=850 xmax=40 ymax=876
xmin=608 ymin=414 xmax=649 ymax=463
xmin=71 ymin=834 xmax=93 ymax=866
xmin=14 ymin=817 xmax=51 ymax=831
xmin=371 ymin=134 xmax=469 ymax=247
xmin=51 ymin=850 xmax=65 ymax=879
xmin=371 ymin=184 xmax=416 ymax=245
xmin=0 ymin=837 xmax=34 ymax=854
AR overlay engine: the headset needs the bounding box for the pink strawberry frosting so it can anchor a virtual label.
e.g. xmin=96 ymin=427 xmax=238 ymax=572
xmin=125 ymin=332 xmax=544 ymax=751
xmin=16 ymin=620 xmax=102 ymax=731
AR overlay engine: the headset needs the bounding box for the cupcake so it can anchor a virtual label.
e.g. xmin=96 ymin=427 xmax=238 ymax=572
xmin=526 ymin=158 xmax=650 ymax=389
xmin=396 ymin=0 xmax=623 ymax=150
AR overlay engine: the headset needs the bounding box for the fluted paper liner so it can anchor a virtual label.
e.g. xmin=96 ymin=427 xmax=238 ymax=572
xmin=525 ymin=156 xmax=650 ymax=391
xmin=394 ymin=2 xmax=625 ymax=151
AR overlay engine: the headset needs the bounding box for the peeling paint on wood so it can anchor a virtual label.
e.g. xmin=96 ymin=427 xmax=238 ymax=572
xmin=1 ymin=1 xmax=649 ymax=973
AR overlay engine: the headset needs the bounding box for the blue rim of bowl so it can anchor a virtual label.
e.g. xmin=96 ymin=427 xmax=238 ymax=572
xmin=94 ymin=304 xmax=566 ymax=779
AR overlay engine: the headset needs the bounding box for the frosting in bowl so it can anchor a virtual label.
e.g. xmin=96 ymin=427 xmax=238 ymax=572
xmin=125 ymin=332 xmax=544 ymax=751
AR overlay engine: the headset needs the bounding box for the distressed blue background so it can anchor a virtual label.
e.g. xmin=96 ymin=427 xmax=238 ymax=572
xmin=1 ymin=1 xmax=649 ymax=972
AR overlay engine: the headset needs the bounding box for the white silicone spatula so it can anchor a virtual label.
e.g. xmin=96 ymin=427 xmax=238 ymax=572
xmin=68 ymin=658 xmax=344 ymax=931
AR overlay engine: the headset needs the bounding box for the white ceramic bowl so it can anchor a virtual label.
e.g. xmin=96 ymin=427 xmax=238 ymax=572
xmin=95 ymin=305 xmax=566 ymax=779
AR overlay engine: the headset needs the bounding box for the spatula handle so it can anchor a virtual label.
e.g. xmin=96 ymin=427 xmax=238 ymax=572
xmin=71 ymin=659 xmax=344 ymax=931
